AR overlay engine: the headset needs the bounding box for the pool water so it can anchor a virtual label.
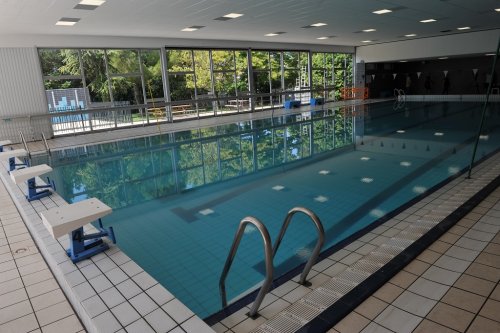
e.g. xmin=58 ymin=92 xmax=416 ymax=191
xmin=38 ymin=101 xmax=500 ymax=318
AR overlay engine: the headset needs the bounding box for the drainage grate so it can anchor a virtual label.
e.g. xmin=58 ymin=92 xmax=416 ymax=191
xmin=372 ymin=244 xmax=402 ymax=257
xmin=397 ymin=231 xmax=422 ymax=241
xmin=260 ymin=313 xmax=303 ymax=333
xmin=336 ymin=268 xmax=370 ymax=284
xmin=321 ymin=278 xmax=357 ymax=296
xmin=285 ymin=299 xmax=323 ymax=321
xmin=304 ymin=288 xmax=341 ymax=309
xmin=363 ymin=252 xmax=394 ymax=266
xmin=350 ymin=260 xmax=383 ymax=274
xmin=386 ymin=237 xmax=414 ymax=249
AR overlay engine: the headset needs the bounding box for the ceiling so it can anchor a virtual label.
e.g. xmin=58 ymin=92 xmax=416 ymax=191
xmin=0 ymin=0 xmax=499 ymax=46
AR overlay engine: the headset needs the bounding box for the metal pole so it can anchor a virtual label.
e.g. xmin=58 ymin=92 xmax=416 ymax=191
xmin=466 ymin=37 xmax=500 ymax=179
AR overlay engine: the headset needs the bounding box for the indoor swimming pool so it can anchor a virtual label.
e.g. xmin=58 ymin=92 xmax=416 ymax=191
xmin=32 ymin=100 xmax=500 ymax=318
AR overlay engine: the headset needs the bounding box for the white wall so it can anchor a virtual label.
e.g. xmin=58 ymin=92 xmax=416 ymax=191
xmin=0 ymin=48 xmax=52 ymax=143
xmin=356 ymin=29 xmax=499 ymax=63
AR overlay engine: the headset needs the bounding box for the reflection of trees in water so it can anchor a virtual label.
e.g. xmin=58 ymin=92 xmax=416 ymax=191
xmin=58 ymin=110 xmax=353 ymax=209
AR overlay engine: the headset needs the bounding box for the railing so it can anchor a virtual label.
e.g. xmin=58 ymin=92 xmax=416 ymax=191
xmin=341 ymin=87 xmax=369 ymax=100
xmin=272 ymin=207 xmax=325 ymax=286
xmin=219 ymin=217 xmax=273 ymax=318
xmin=41 ymin=132 xmax=51 ymax=156
xmin=19 ymin=131 xmax=31 ymax=159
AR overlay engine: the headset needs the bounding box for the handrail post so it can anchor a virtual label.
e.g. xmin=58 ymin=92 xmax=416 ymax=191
xmin=219 ymin=217 xmax=274 ymax=318
xmin=467 ymin=37 xmax=500 ymax=179
xmin=272 ymin=207 xmax=324 ymax=286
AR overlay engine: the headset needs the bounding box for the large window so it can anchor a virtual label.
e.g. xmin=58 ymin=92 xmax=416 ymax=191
xmin=39 ymin=47 xmax=354 ymax=135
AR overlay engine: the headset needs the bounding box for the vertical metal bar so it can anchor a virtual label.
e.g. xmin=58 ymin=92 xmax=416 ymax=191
xmin=467 ymin=37 xmax=500 ymax=179
xmin=272 ymin=207 xmax=324 ymax=286
xmin=247 ymin=50 xmax=255 ymax=112
xmin=161 ymin=48 xmax=172 ymax=122
xmin=219 ymin=217 xmax=273 ymax=318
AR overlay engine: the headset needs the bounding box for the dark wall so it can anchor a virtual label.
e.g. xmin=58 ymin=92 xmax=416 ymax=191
xmin=364 ymin=55 xmax=499 ymax=98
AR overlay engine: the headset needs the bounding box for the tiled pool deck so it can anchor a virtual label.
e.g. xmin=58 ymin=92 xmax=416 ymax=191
xmin=1 ymin=99 xmax=499 ymax=333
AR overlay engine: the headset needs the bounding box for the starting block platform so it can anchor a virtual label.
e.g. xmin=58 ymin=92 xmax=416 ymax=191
xmin=0 ymin=140 xmax=12 ymax=152
xmin=40 ymin=198 xmax=116 ymax=263
xmin=284 ymin=100 xmax=301 ymax=109
xmin=0 ymin=148 xmax=27 ymax=160
xmin=310 ymin=98 xmax=324 ymax=106
xmin=0 ymin=149 xmax=29 ymax=172
xmin=10 ymin=164 xmax=55 ymax=201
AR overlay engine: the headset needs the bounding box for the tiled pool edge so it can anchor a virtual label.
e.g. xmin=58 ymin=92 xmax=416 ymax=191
xmin=0 ymin=161 xmax=216 ymax=333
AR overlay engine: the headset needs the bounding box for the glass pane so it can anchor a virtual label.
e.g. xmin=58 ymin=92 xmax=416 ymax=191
xmin=107 ymin=49 xmax=140 ymax=74
xmin=212 ymin=50 xmax=235 ymax=71
xmin=251 ymin=51 xmax=269 ymax=70
xmin=284 ymin=69 xmax=299 ymax=91
xmin=236 ymin=51 xmax=249 ymax=93
xmin=81 ymin=49 xmax=111 ymax=104
xmin=311 ymin=52 xmax=325 ymax=69
xmin=141 ymin=49 xmax=164 ymax=102
xmin=169 ymin=74 xmax=195 ymax=101
xmin=283 ymin=51 xmax=299 ymax=69
xmin=312 ymin=69 xmax=325 ymax=95
xmin=214 ymin=72 xmax=236 ymax=97
xmin=253 ymin=71 xmax=270 ymax=94
xmin=325 ymin=53 xmax=334 ymax=70
xmin=39 ymin=49 xmax=80 ymax=76
xmin=193 ymin=50 xmax=211 ymax=95
xmin=166 ymin=49 xmax=193 ymax=72
xmin=111 ymin=76 xmax=144 ymax=105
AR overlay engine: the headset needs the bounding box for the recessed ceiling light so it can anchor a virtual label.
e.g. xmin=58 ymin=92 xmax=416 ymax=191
xmin=373 ymin=9 xmax=392 ymax=14
xmin=181 ymin=25 xmax=205 ymax=32
xmin=457 ymin=26 xmax=471 ymax=30
xmin=311 ymin=22 xmax=327 ymax=27
xmin=420 ymin=19 xmax=437 ymax=23
xmin=361 ymin=40 xmax=372 ymax=43
xmin=485 ymin=53 xmax=496 ymax=56
xmin=79 ymin=0 xmax=105 ymax=5
xmin=265 ymin=32 xmax=286 ymax=36
xmin=363 ymin=28 xmax=376 ymax=32
xmin=438 ymin=57 xmax=448 ymax=59
xmin=400 ymin=60 xmax=408 ymax=63
xmin=223 ymin=13 xmax=244 ymax=18
xmin=495 ymin=8 xmax=500 ymax=12
xmin=405 ymin=33 xmax=417 ymax=37
xmin=56 ymin=18 xmax=80 ymax=26
xmin=317 ymin=36 xmax=329 ymax=40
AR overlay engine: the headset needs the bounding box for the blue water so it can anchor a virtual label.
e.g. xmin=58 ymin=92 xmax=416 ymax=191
xmin=37 ymin=101 xmax=500 ymax=318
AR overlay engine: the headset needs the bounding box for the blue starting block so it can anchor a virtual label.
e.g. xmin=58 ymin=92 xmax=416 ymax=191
xmin=40 ymin=198 xmax=116 ymax=263
xmin=0 ymin=149 xmax=28 ymax=172
xmin=0 ymin=140 xmax=12 ymax=152
xmin=10 ymin=164 xmax=55 ymax=201
xmin=310 ymin=98 xmax=324 ymax=106
xmin=284 ymin=100 xmax=301 ymax=109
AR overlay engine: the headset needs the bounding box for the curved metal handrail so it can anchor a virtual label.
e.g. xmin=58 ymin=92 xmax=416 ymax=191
xmin=19 ymin=131 xmax=31 ymax=159
xmin=272 ymin=207 xmax=324 ymax=286
xmin=219 ymin=216 xmax=274 ymax=318
xmin=41 ymin=132 xmax=51 ymax=156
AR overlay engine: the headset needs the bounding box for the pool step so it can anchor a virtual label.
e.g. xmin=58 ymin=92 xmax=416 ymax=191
xmin=247 ymin=157 xmax=500 ymax=333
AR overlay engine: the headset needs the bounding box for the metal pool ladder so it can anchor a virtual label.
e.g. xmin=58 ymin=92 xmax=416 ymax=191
xmin=219 ymin=216 xmax=274 ymax=318
xmin=219 ymin=207 xmax=325 ymax=318
xmin=19 ymin=131 xmax=31 ymax=159
xmin=273 ymin=207 xmax=325 ymax=286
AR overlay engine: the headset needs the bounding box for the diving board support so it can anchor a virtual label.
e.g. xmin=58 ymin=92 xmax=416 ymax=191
xmin=40 ymin=198 xmax=116 ymax=263
xmin=10 ymin=164 xmax=55 ymax=201
xmin=0 ymin=140 xmax=12 ymax=152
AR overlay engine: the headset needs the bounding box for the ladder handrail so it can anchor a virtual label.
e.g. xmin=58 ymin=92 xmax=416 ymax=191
xmin=272 ymin=207 xmax=324 ymax=286
xmin=41 ymin=132 xmax=51 ymax=156
xmin=219 ymin=216 xmax=274 ymax=318
xmin=19 ymin=131 xmax=31 ymax=159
